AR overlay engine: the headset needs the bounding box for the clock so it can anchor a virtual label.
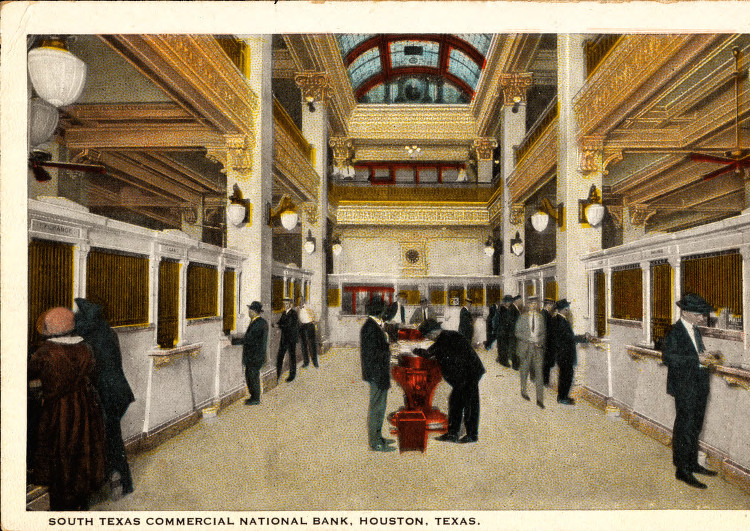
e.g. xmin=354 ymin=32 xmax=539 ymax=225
xmin=405 ymin=249 xmax=420 ymax=264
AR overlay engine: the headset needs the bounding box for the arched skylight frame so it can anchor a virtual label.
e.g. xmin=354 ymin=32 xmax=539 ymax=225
xmin=337 ymin=34 xmax=490 ymax=104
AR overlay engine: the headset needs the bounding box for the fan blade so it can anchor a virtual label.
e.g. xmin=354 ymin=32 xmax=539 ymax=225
xmin=689 ymin=153 xmax=735 ymax=165
xmin=702 ymin=163 xmax=737 ymax=181
xmin=36 ymin=161 xmax=107 ymax=174
xmin=30 ymin=164 xmax=52 ymax=182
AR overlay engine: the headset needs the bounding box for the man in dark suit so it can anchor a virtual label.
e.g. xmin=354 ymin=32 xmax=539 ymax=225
xmin=276 ymin=297 xmax=299 ymax=382
xmin=417 ymin=319 xmax=485 ymax=443
xmin=662 ymin=293 xmax=720 ymax=489
xmin=231 ymin=301 xmax=268 ymax=405
xmin=410 ymin=297 xmax=434 ymax=324
xmin=483 ymin=302 xmax=498 ymax=350
xmin=359 ymin=296 xmax=396 ymax=452
xmin=493 ymin=295 xmax=512 ymax=365
xmin=458 ymin=297 xmax=474 ymax=344
xmin=548 ymin=299 xmax=590 ymax=405
xmin=500 ymin=295 xmax=522 ymax=369
xmin=541 ymin=298 xmax=557 ymax=386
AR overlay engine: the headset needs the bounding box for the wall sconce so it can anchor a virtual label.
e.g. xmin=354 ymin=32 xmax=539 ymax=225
xmin=578 ymin=184 xmax=605 ymax=227
xmin=483 ymin=238 xmax=494 ymax=257
xmin=266 ymin=195 xmax=299 ymax=231
xmin=226 ymin=184 xmax=250 ymax=227
xmin=305 ymin=96 xmax=316 ymax=112
xmin=304 ymin=230 xmax=316 ymax=254
xmin=531 ymin=198 xmax=564 ymax=233
xmin=510 ymin=231 xmax=524 ymax=256
xmin=28 ymin=37 xmax=87 ymax=108
xmin=331 ymin=235 xmax=343 ymax=256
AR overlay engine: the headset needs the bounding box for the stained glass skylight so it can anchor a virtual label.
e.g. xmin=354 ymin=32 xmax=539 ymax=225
xmin=336 ymin=34 xmax=491 ymax=104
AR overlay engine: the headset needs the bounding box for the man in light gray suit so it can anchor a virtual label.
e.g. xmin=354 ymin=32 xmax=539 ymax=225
xmin=515 ymin=297 xmax=546 ymax=408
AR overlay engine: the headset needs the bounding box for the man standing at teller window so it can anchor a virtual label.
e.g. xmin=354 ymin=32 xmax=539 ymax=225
xmin=276 ymin=297 xmax=299 ymax=382
xmin=515 ymin=297 xmax=546 ymax=408
xmin=662 ymin=293 xmax=720 ymax=489
xmin=231 ymin=301 xmax=268 ymax=405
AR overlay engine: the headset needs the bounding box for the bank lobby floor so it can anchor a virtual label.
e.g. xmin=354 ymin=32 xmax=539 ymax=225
xmin=92 ymin=345 xmax=750 ymax=513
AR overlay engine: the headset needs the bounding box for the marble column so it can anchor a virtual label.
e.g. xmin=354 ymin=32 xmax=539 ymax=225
xmin=221 ymin=36 xmax=273 ymax=331
xmin=299 ymin=77 xmax=330 ymax=338
xmin=557 ymin=34 xmax=601 ymax=334
xmin=501 ymin=104 xmax=527 ymax=296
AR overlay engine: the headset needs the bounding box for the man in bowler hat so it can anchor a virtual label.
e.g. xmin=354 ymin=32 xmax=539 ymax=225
xmin=417 ymin=319 xmax=485 ymax=443
xmin=458 ymin=297 xmax=474 ymax=344
xmin=359 ymin=296 xmax=396 ymax=452
xmin=548 ymin=299 xmax=591 ymax=405
xmin=662 ymin=293 xmax=720 ymax=488
xmin=276 ymin=297 xmax=299 ymax=382
xmin=232 ymin=301 xmax=268 ymax=405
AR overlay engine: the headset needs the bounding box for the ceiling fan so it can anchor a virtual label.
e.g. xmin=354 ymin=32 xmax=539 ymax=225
xmin=689 ymin=46 xmax=750 ymax=181
xmin=29 ymin=149 xmax=107 ymax=182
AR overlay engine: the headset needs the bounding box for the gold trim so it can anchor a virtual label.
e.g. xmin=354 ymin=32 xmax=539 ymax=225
xmin=508 ymin=119 xmax=558 ymax=203
xmin=335 ymin=204 xmax=489 ymax=226
xmin=472 ymin=138 xmax=498 ymax=161
xmin=498 ymin=72 xmax=534 ymax=106
xmin=295 ymin=71 xmax=332 ymax=104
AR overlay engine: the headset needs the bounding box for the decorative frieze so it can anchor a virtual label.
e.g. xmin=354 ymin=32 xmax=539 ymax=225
xmin=335 ymin=204 xmax=490 ymax=226
xmin=509 ymin=203 xmax=525 ymax=225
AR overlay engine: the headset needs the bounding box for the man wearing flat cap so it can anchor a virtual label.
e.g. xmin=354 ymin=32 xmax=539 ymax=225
xmin=276 ymin=297 xmax=299 ymax=382
xmin=662 ymin=293 xmax=719 ymax=488
xmin=360 ymin=296 xmax=396 ymax=452
xmin=232 ymin=301 xmax=268 ymax=405
xmin=417 ymin=319 xmax=485 ymax=443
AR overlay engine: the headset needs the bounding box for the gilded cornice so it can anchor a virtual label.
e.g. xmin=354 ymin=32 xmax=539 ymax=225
xmin=347 ymin=105 xmax=476 ymax=143
xmin=487 ymin=187 xmax=504 ymax=225
xmin=335 ymin=204 xmax=490 ymax=226
xmin=101 ymin=35 xmax=258 ymax=137
xmin=206 ymin=134 xmax=254 ymax=174
xmin=274 ymin=117 xmax=320 ymax=201
xmin=64 ymin=123 xmax=225 ymax=151
xmin=330 ymin=185 xmax=494 ymax=205
xmin=574 ymin=34 xmax=719 ymax=137
xmin=507 ymin=118 xmax=558 ymax=203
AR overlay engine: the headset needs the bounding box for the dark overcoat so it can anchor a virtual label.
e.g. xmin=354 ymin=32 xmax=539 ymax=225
xmin=458 ymin=306 xmax=474 ymax=342
xmin=425 ymin=330 xmax=485 ymax=387
xmin=360 ymin=317 xmax=391 ymax=390
xmin=662 ymin=320 xmax=704 ymax=397
xmin=233 ymin=316 xmax=268 ymax=367
xmin=278 ymin=309 xmax=299 ymax=344
xmin=74 ymin=298 xmax=135 ymax=419
xmin=548 ymin=314 xmax=586 ymax=367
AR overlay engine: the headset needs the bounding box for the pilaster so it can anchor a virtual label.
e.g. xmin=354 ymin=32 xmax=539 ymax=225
xmin=557 ymin=34 xmax=599 ymax=333
xmin=501 ymin=105 xmax=527 ymax=295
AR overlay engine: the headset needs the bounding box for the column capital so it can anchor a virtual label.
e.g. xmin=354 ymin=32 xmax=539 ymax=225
xmin=472 ymin=137 xmax=498 ymax=161
xmin=206 ymin=133 xmax=254 ymax=174
xmin=295 ymin=71 xmax=332 ymax=104
xmin=498 ymin=72 xmax=533 ymax=106
xmin=509 ymin=203 xmax=525 ymax=225
xmin=329 ymin=136 xmax=354 ymax=167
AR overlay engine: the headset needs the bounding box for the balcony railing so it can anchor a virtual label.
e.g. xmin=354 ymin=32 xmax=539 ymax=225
xmin=215 ymin=36 xmax=247 ymax=73
xmin=586 ymin=34 xmax=623 ymax=78
xmin=274 ymin=98 xmax=312 ymax=163
xmin=329 ymin=181 xmax=497 ymax=204
xmin=514 ymin=96 xmax=558 ymax=165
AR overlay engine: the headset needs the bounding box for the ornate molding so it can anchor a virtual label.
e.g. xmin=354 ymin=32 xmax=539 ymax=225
xmin=295 ymin=71 xmax=332 ymax=104
xmin=498 ymin=72 xmax=533 ymax=106
xmin=578 ymin=135 xmax=624 ymax=175
xmin=472 ymin=137 xmax=498 ymax=161
xmin=206 ymin=134 xmax=254 ymax=174
xmin=335 ymin=204 xmax=489 ymax=226
xmin=510 ymin=203 xmax=525 ymax=225
xmin=347 ymin=105 xmax=477 ymax=143
xmin=299 ymin=202 xmax=319 ymax=226
xmin=274 ymin=121 xmax=319 ymax=201
xmin=101 ymin=35 xmax=258 ymax=136
xmin=329 ymin=137 xmax=354 ymax=167
xmin=607 ymin=205 xmax=623 ymax=228
xmin=629 ymin=204 xmax=656 ymax=226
